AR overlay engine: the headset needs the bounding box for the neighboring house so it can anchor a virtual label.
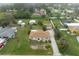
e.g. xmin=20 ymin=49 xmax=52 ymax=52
xmin=18 ymin=20 xmax=25 ymax=27
xmin=40 ymin=9 xmax=46 ymax=15
xmin=62 ymin=20 xmax=72 ymax=26
xmin=33 ymin=9 xmax=46 ymax=16
xmin=66 ymin=23 xmax=79 ymax=33
xmin=20 ymin=22 xmax=25 ymax=27
xmin=0 ymin=27 xmax=17 ymax=39
xmin=0 ymin=27 xmax=17 ymax=48
xmin=29 ymin=20 xmax=36 ymax=25
xmin=65 ymin=9 xmax=74 ymax=13
xmin=18 ymin=20 xmax=22 ymax=25
xmin=29 ymin=30 xmax=50 ymax=42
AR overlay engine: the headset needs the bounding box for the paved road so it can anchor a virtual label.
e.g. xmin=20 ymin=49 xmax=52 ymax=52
xmin=48 ymin=30 xmax=61 ymax=56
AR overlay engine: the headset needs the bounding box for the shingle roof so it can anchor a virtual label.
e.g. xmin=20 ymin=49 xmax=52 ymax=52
xmin=0 ymin=27 xmax=15 ymax=38
xmin=29 ymin=30 xmax=49 ymax=38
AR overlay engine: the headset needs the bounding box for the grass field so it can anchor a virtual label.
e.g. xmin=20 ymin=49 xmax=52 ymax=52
xmin=0 ymin=19 xmax=53 ymax=55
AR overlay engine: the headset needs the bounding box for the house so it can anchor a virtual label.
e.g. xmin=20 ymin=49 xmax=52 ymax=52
xmin=29 ymin=20 xmax=36 ymax=25
xmin=65 ymin=9 xmax=74 ymax=13
xmin=0 ymin=27 xmax=17 ymax=39
xmin=0 ymin=27 xmax=17 ymax=48
xmin=0 ymin=38 xmax=6 ymax=48
xmin=33 ymin=9 xmax=46 ymax=16
xmin=18 ymin=20 xmax=25 ymax=27
xmin=29 ymin=30 xmax=50 ymax=42
xmin=62 ymin=20 xmax=72 ymax=26
xmin=18 ymin=20 xmax=22 ymax=25
xmin=20 ymin=22 xmax=25 ymax=27
xmin=40 ymin=9 xmax=46 ymax=15
xmin=65 ymin=23 xmax=79 ymax=33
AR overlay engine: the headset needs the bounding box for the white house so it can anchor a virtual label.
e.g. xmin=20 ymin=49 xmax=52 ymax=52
xmin=18 ymin=20 xmax=25 ymax=27
xmin=20 ymin=22 xmax=25 ymax=27
xmin=18 ymin=20 xmax=22 ymax=25
xmin=65 ymin=23 xmax=79 ymax=33
xmin=29 ymin=20 xmax=36 ymax=25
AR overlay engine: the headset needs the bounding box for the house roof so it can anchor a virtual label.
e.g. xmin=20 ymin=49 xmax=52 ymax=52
xmin=0 ymin=27 xmax=16 ymax=38
xmin=29 ymin=30 xmax=49 ymax=38
xmin=29 ymin=20 xmax=36 ymax=22
xmin=66 ymin=23 xmax=79 ymax=26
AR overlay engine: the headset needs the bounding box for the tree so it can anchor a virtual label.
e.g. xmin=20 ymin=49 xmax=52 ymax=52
xmin=54 ymin=27 xmax=61 ymax=39
xmin=28 ymin=29 xmax=31 ymax=35
xmin=45 ymin=44 xmax=51 ymax=49
xmin=42 ymin=25 xmax=47 ymax=31
xmin=0 ymin=13 xmax=15 ymax=27
xmin=38 ymin=20 xmax=43 ymax=26
xmin=59 ymin=38 xmax=69 ymax=51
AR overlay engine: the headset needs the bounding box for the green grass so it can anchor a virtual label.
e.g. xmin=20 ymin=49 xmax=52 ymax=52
xmin=32 ymin=24 xmax=42 ymax=29
xmin=59 ymin=31 xmax=79 ymax=56
xmin=0 ymin=19 xmax=53 ymax=55
xmin=52 ymin=19 xmax=64 ymax=28
xmin=52 ymin=19 xmax=79 ymax=55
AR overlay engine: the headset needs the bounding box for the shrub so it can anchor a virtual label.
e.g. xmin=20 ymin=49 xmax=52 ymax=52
xmin=45 ymin=44 xmax=51 ymax=49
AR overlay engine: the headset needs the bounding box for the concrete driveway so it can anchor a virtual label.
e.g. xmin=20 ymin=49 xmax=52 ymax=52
xmin=48 ymin=29 xmax=61 ymax=56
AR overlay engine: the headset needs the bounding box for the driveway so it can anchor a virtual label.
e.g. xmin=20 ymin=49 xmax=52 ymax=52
xmin=48 ymin=30 xmax=61 ymax=56
xmin=49 ymin=20 xmax=61 ymax=56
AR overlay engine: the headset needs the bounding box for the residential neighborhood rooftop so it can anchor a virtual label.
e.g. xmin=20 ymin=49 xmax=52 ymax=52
xmin=29 ymin=30 xmax=49 ymax=38
xmin=65 ymin=23 xmax=79 ymax=26
xmin=0 ymin=27 xmax=16 ymax=38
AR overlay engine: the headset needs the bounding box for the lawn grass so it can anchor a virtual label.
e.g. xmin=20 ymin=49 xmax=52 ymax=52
xmin=0 ymin=19 xmax=53 ymax=55
xmin=52 ymin=19 xmax=64 ymax=28
xmin=58 ymin=31 xmax=79 ymax=56
xmin=52 ymin=19 xmax=79 ymax=55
